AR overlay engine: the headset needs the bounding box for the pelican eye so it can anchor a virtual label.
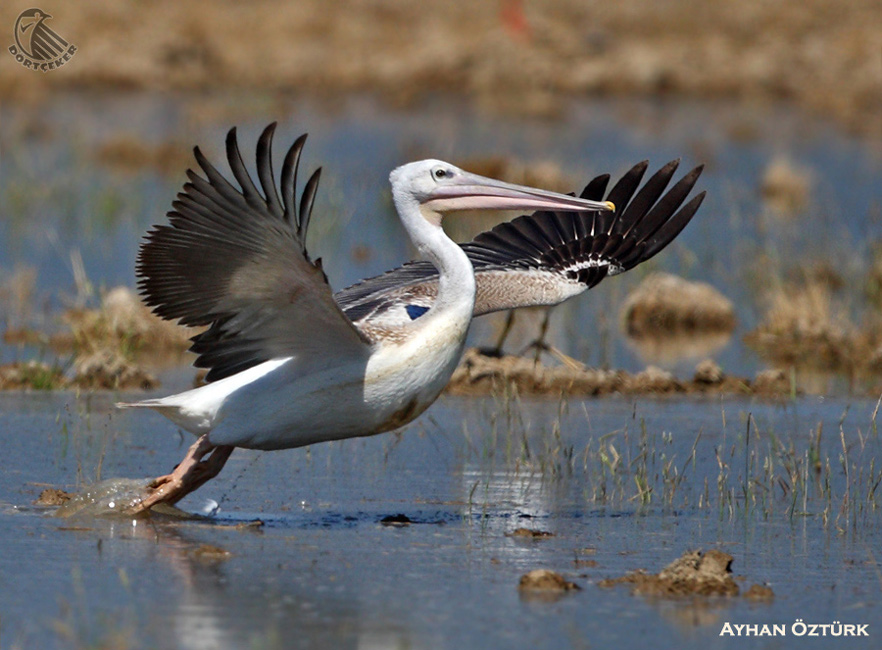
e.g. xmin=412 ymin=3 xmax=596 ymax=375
xmin=432 ymin=168 xmax=449 ymax=181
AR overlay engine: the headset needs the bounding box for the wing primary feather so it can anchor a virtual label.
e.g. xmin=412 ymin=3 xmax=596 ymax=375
xmin=136 ymin=125 xmax=371 ymax=383
xmin=193 ymin=146 xmax=251 ymax=212
xmin=256 ymin=122 xmax=283 ymax=219
xmin=605 ymin=160 xmax=648 ymax=217
xmin=281 ymin=134 xmax=307 ymax=225
xmin=630 ymin=164 xmax=704 ymax=243
xmin=637 ymin=191 xmax=706 ymax=263
xmin=298 ymin=168 xmax=322 ymax=247
xmin=225 ymin=127 xmax=266 ymax=212
xmin=597 ymin=160 xmax=648 ymax=236
xmin=580 ymin=173 xmax=609 ymax=201
xmin=617 ymin=159 xmax=679 ymax=234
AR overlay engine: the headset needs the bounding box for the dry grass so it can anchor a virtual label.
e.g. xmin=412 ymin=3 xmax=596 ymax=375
xmin=0 ymin=267 xmax=38 ymax=329
xmin=746 ymin=279 xmax=859 ymax=371
xmin=63 ymin=286 xmax=195 ymax=389
xmin=0 ymin=361 xmax=67 ymax=390
xmin=65 ymin=286 xmax=194 ymax=357
xmin=0 ymin=1 xmax=880 ymax=133
xmin=743 ymin=252 xmax=882 ymax=390
xmin=93 ymin=135 xmax=193 ymax=176
xmin=761 ymin=157 xmax=813 ymax=216
xmin=2 ymin=286 xmax=194 ymax=390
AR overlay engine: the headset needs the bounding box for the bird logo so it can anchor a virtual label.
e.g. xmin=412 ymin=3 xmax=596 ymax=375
xmin=8 ymin=7 xmax=77 ymax=72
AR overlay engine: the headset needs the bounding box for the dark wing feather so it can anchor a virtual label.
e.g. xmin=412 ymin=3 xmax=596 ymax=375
xmin=335 ymin=160 xmax=705 ymax=321
xmin=137 ymin=124 xmax=368 ymax=382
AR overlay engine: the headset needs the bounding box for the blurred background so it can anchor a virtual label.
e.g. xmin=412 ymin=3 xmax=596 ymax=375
xmin=1 ymin=0 xmax=881 ymax=393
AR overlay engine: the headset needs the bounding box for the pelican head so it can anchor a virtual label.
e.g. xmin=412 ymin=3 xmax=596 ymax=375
xmin=390 ymin=159 xmax=614 ymax=226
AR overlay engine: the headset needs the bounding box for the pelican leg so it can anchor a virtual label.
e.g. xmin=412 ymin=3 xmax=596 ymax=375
xmin=127 ymin=434 xmax=234 ymax=514
xmin=531 ymin=309 xmax=552 ymax=363
xmin=518 ymin=309 xmax=585 ymax=370
xmin=482 ymin=310 xmax=516 ymax=357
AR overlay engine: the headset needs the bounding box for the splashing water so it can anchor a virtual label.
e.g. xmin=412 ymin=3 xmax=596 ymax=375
xmin=55 ymin=478 xmax=154 ymax=518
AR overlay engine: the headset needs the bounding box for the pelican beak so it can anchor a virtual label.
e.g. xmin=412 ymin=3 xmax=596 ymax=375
xmin=423 ymin=171 xmax=615 ymax=214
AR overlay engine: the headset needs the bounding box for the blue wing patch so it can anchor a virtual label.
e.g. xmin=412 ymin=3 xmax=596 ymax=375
xmin=405 ymin=304 xmax=430 ymax=320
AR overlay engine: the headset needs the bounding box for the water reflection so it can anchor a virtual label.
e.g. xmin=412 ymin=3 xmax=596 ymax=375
xmin=625 ymin=331 xmax=732 ymax=367
xmin=84 ymin=517 xmax=423 ymax=650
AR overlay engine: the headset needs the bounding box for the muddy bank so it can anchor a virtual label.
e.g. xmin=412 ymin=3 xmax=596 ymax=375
xmin=446 ymin=348 xmax=792 ymax=397
xmin=1 ymin=342 xmax=790 ymax=396
xmin=1 ymin=1 xmax=880 ymax=135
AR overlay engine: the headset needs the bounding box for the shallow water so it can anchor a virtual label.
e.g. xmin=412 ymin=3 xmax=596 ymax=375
xmin=1 ymin=385 xmax=880 ymax=649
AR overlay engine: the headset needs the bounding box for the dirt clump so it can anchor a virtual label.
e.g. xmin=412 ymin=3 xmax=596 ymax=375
xmin=506 ymin=527 xmax=554 ymax=539
xmin=35 ymin=488 xmax=74 ymax=506
xmin=447 ymin=348 xmax=626 ymax=396
xmin=65 ymin=286 xmax=195 ymax=357
xmin=380 ymin=514 xmax=412 ymax=526
xmin=0 ymin=357 xmax=157 ymax=391
xmin=621 ymin=273 xmax=736 ymax=338
xmin=743 ymin=584 xmax=775 ymax=601
xmin=70 ymin=350 xmax=158 ymax=390
xmin=518 ymin=569 xmax=580 ymax=592
xmin=693 ymin=359 xmax=724 ymax=385
xmin=599 ymin=549 xmax=775 ymax=601
xmin=630 ymin=366 xmax=677 ymax=393
xmin=599 ymin=549 xmax=741 ymax=597
xmin=752 ymin=369 xmax=792 ymax=395
xmin=59 ymin=286 xmax=195 ymax=389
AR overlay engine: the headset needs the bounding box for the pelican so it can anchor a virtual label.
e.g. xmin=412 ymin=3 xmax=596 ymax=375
xmin=119 ymin=123 xmax=704 ymax=514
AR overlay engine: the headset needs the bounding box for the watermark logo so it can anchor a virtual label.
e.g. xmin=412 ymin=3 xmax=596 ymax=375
xmin=720 ymin=620 xmax=869 ymax=638
xmin=8 ymin=7 xmax=76 ymax=72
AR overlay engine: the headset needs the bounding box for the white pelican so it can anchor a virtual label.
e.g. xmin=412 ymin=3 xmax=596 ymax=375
xmin=120 ymin=123 xmax=704 ymax=514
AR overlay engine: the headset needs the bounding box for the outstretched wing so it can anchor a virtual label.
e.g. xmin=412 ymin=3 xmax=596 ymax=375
xmin=335 ymin=160 xmax=705 ymax=324
xmin=137 ymin=124 xmax=370 ymax=383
